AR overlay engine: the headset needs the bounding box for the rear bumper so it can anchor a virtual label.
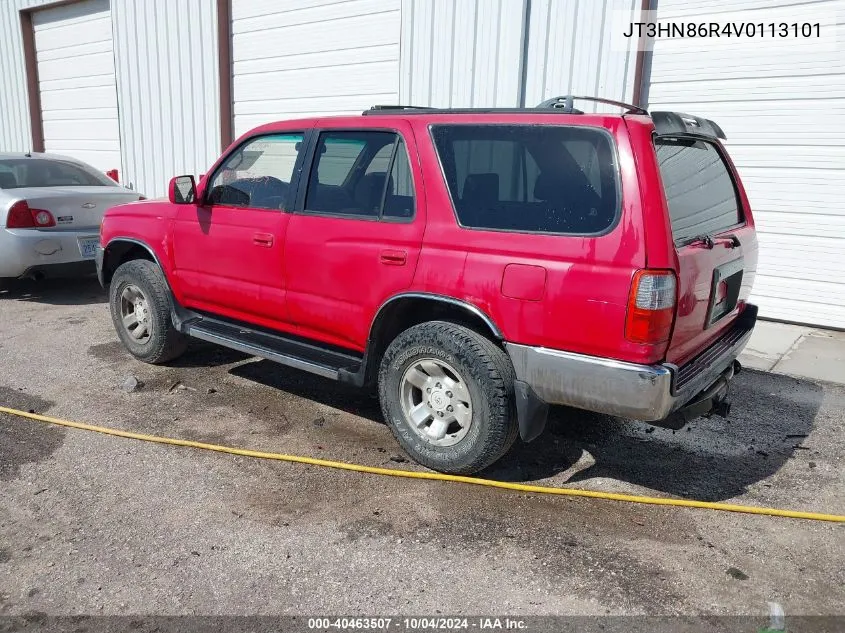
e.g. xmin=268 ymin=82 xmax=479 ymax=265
xmin=0 ymin=227 xmax=100 ymax=278
xmin=506 ymin=305 xmax=757 ymax=429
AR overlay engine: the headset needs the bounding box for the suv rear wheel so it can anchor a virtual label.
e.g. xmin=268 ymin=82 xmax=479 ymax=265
xmin=109 ymin=259 xmax=187 ymax=364
xmin=378 ymin=321 xmax=518 ymax=474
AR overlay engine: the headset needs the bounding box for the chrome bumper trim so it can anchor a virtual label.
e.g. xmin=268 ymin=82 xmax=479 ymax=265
xmin=505 ymin=306 xmax=756 ymax=422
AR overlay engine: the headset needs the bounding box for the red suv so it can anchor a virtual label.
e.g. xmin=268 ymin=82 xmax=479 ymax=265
xmin=97 ymin=96 xmax=758 ymax=474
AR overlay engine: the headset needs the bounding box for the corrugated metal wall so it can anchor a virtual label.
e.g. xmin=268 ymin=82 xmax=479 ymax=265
xmin=0 ymin=0 xmax=220 ymax=198
xmin=523 ymin=0 xmax=640 ymax=111
xmin=0 ymin=0 xmax=44 ymax=153
xmin=646 ymin=0 xmax=845 ymax=328
xmin=111 ymin=0 xmax=220 ymax=197
xmin=399 ymin=0 xmax=527 ymax=107
xmin=399 ymin=0 xmax=639 ymax=109
xmin=4 ymin=0 xmax=640 ymax=193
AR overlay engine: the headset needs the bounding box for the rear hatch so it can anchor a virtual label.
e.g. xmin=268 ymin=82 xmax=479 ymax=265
xmin=654 ymin=134 xmax=757 ymax=365
xmin=8 ymin=186 xmax=141 ymax=230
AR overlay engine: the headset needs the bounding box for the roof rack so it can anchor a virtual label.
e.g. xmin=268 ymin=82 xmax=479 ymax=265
xmin=363 ymin=96 xmax=649 ymax=117
xmin=362 ymin=106 xmax=532 ymax=115
xmin=366 ymin=105 xmax=437 ymax=112
xmin=361 ymin=99 xmax=726 ymax=140
xmin=536 ymin=95 xmax=648 ymax=115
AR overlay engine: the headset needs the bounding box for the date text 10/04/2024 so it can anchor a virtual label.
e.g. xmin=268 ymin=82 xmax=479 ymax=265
xmin=307 ymin=618 xmax=527 ymax=630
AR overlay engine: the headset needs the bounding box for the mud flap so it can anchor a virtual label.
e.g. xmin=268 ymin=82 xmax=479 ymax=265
xmin=514 ymin=380 xmax=550 ymax=442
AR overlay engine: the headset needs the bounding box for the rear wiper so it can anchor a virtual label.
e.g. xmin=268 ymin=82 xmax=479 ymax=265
xmin=677 ymin=233 xmax=742 ymax=249
xmin=680 ymin=234 xmax=715 ymax=249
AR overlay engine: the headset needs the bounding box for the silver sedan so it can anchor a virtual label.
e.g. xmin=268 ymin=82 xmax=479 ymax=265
xmin=0 ymin=152 xmax=143 ymax=285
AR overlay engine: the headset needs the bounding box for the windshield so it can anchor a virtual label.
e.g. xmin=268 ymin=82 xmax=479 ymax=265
xmin=0 ymin=158 xmax=113 ymax=189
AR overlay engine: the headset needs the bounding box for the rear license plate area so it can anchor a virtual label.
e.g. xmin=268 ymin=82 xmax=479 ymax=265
xmin=77 ymin=236 xmax=100 ymax=259
xmin=706 ymin=257 xmax=743 ymax=328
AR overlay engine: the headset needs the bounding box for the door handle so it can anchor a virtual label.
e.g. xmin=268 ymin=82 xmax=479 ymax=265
xmin=252 ymin=232 xmax=274 ymax=247
xmin=379 ymin=249 xmax=407 ymax=266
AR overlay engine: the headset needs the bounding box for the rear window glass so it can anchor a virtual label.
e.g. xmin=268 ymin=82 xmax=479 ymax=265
xmin=431 ymin=125 xmax=619 ymax=234
xmin=655 ymin=138 xmax=742 ymax=243
xmin=0 ymin=158 xmax=111 ymax=188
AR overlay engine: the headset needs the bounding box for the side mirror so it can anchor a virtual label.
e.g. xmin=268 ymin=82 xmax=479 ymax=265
xmin=169 ymin=175 xmax=197 ymax=204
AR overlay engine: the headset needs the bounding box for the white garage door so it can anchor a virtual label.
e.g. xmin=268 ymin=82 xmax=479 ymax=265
xmin=33 ymin=0 xmax=121 ymax=172
xmin=231 ymin=0 xmax=401 ymax=138
xmin=647 ymin=0 xmax=845 ymax=329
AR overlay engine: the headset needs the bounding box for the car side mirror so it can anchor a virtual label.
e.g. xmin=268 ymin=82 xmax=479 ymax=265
xmin=169 ymin=175 xmax=197 ymax=204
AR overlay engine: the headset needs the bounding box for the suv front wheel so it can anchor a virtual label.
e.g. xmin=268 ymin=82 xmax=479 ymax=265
xmin=109 ymin=259 xmax=188 ymax=364
xmin=378 ymin=321 xmax=519 ymax=474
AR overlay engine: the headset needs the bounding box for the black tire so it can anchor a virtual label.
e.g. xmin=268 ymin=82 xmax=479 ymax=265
xmin=109 ymin=259 xmax=187 ymax=364
xmin=378 ymin=321 xmax=518 ymax=474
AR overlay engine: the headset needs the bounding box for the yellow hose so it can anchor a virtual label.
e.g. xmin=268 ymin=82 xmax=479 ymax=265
xmin=2 ymin=405 xmax=843 ymax=523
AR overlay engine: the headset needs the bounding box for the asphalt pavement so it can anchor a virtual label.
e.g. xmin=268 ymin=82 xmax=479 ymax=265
xmin=1 ymin=277 xmax=843 ymax=618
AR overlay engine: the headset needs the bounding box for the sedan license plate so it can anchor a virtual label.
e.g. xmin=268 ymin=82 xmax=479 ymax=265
xmin=77 ymin=236 xmax=100 ymax=259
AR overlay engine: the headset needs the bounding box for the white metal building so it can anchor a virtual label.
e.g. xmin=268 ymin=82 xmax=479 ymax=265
xmin=0 ymin=0 xmax=842 ymax=328
xmin=646 ymin=0 xmax=845 ymax=329
xmin=0 ymin=0 xmax=221 ymax=203
xmin=0 ymin=0 xmax=641 ymax=194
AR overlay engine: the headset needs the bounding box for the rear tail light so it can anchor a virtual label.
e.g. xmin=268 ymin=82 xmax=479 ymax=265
xmin=106 ymin=169 xmax=119 ymax=183
xmin=5 ymin=201 xmax=56 ymax=229
xmin=625 ymin=270 xmax=677 ymax=344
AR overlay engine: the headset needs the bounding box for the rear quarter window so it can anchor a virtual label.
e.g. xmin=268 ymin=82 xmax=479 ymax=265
xmin=431 ymin=125 xmax=619 ymax=235
xmin=655 ymin=137 xmax=742 ymax=243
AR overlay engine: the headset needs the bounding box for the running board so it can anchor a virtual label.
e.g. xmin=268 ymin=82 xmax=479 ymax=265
xmin=178 ymin=313 xmax=362 ymax=381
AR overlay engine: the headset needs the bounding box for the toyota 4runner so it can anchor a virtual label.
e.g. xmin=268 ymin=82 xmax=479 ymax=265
xmin=97 ymin=96 xmax=758 ymax=474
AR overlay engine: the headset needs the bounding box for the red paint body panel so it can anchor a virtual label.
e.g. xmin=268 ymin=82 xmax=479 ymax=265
xmin=171 ymin=204 xmax=290 ymax=324
xmin=284 ymin=216 xmax=424 ymax=350
xmin=100 ymin=110 xmax=756 ymax=369
xmin=282 ymin=117 xmax=427 ymax=350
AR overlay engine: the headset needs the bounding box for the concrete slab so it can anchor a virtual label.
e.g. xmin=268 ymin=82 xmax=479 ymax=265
xmin=738 ymin=320 xmax=812 ymax=371
xmin=772 ymin=329 xmax=845 ymax=384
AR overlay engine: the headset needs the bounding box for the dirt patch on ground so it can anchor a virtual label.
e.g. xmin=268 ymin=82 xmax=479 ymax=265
xmin=0 ymin=387 xmax=63 ymax=482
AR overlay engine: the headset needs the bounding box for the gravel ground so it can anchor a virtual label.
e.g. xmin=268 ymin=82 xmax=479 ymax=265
xmin=0 ymin=277 xmax=843 ymax=618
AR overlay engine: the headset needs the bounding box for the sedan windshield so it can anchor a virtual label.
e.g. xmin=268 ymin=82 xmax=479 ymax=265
xmin=0 ymin=158 xmax=112 ymax=189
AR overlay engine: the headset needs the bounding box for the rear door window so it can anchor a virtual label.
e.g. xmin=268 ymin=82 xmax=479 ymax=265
xmin=304 ymin=130 xmax=415 ymax=220
xmin=430 ymin=125 xmax=619 ymax=234
xmin=655 ymin=137 xmax=742 ymax=243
